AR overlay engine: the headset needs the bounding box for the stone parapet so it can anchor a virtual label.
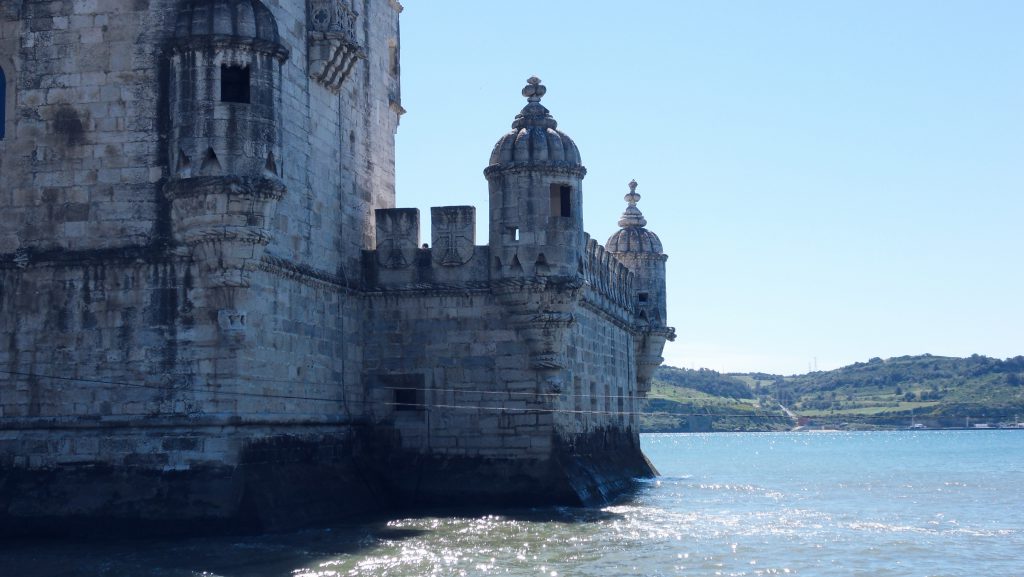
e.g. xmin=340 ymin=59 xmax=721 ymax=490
xmin=582 ymin=233 xmax=635 ymax=317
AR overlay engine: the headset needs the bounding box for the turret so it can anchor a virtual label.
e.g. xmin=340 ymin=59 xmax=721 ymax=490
xmin=605 ymin=180 xmax=667 ymax=326
xmin=605 ymin=180 xmax=674 ymax=392
xmin=484 ymin=77 xmax=587 ymax=280
xmin=164 ymin=0 xmax=290 ymax=288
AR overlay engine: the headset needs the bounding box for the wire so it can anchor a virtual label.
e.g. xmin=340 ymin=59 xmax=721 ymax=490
xmin=0 ymin=368 xmax=790 ymax=421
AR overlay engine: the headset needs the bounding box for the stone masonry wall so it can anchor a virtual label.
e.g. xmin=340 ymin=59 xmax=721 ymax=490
xmin=361 ymin=290 xmax=554 ymax=460
xmin=0 ymin=0 xmax=175 ymax=254
xmin=266 ymin=0 xmax=401 ymax=280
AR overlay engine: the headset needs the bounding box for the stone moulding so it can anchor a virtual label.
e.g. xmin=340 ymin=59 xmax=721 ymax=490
xmin=165 ymin=175 xmax=286 ymax=287
xmin=308 ymin=32 xmax=365 ymax=92
xmin=259 ymin=254 xmax=352 ymax=291
xmin=171 ymin=36 xmax=290 ymax=62
xmin=635 ymin=325 xmax=676 ymax=393
xmin=307 ymin=0 xmax=365 ymax=92
xmin=482 ymin=162 xmax=587 ymax=179
xmin=493 ymin=275 xmax=582 ymax=371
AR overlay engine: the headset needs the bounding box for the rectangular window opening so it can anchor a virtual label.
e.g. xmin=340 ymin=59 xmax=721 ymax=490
xmin=388 ymin=41 xmax=399 ymax=76
xmin=638 ymin=292 xmax=649 ymax=303
xmin=508 ymin=226 xmax=519 ymax=242
xmin=221 ymin=65 xmax=251 ymax=104
xmin=380 ymin=373 xmax=425 ymax=412
xmin=550 ymin=184 xmax=573 ymax=217
xmin=394 ymin=388 xmax=421 ymax=411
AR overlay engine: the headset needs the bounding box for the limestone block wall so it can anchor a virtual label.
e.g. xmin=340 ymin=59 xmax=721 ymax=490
xmin=0 ymin=1 xmax=175 ymax=253
xmin=0 ymin=254 xmax=362 ymax=474
xmin=561 ymin=305 xmax=639 ymax=435
xmin=361 ymin=290 xmax=555 ymax=459
xmin=238 ymin=264 xmax=363 ymax=421
xmin=0 ymin=257 xmax=188 ymax=422
xmin=267 ymin=0 xmax=402 ymax=279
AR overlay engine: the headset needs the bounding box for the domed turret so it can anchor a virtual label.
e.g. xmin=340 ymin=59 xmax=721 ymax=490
xmin=605 ymin=180 xmax=667 ymax=326
xmin=167 ymin=0 xmax=289 ymax=183
xmin=605 ymin=180 xmax=664 ymax=255
xmin=488 ymin=78 xmax=582 ymax=168
xmin=485 ymin=78 xmax=586 ymax=280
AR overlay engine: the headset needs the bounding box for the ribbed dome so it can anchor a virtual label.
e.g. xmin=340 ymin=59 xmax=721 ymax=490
xmin=605 ymin=180 xmax=664 ymax=255
xmin=487 ymin=77 xmax=583 ymax=169
xmin=606 ymin=227 xmax=663 ymax=254
xmin=175 ymin=0 xmax=280 ymax=44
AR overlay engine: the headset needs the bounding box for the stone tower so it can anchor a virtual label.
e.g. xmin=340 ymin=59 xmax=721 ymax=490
xmin=606 ymin=180 xmax=673 ymax=391
xmin=485 ymin=77 xmax=586 ymax=279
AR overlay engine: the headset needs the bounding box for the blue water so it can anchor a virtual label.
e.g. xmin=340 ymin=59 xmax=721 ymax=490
xmin=3 ymin=431 xmax=1022 ymax=576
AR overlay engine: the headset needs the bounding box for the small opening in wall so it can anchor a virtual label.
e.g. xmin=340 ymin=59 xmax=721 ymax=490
xmin=221 ymin=65 xmax=250 ymax=103
xmin=638 ymin=292 xmax=649 ymax=303
xmin=508 ymin=226 xmax=519 ymax=242
xmin=388 ymin=40 xmax=399 ymax=76
xmin=550 ymin=184 xmax=572 ymax=217
xmin=382 ymin=373 xmax=425 ymax=413
xmin=394 ymin=388 xmax=421 ymax=411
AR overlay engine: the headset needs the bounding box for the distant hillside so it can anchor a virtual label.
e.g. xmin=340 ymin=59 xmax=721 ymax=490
xmin=641 ymin=367 xmax=791 ymax=432
xmin=643 ymin=354 xmax=1024 ymax=432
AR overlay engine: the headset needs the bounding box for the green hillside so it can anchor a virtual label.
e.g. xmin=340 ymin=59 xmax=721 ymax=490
xmin=643 ymin=354 xmax=1024 ymax=432
xmin=641 ymin=367 xmax=791 ymax=432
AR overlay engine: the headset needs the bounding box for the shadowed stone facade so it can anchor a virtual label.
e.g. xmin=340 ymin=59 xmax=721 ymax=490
xmin=0 ymin=1 xmax=673 ymax=535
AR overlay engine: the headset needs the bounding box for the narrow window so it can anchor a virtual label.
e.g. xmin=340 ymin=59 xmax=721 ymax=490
xmin=550 ymin=184 xmax=572 ymax=217
xmin=221 ymin=65 xmax=250 ymax=103
xmin=638 ymin=292 xmax=649 ymax=303
xmin=508 ymin=226 xmax=519 ymax=242
xmin=388 ymin=40 xmax=399 ymax=76
xmin=0 ymin=65 xmax=6 ymax=139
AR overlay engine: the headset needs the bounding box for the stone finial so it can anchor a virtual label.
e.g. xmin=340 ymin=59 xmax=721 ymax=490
xmin=618 ymin=179 xmax=647 ymax=228
xmin=511 ymin=76 xmax=556 ymax=130
xmin=522 ymin=76 xmax=546 ymax=103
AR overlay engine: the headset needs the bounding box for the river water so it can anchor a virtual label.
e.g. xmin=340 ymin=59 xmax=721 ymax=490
xmin=4 ymin=431 xmax=1022 ymax=576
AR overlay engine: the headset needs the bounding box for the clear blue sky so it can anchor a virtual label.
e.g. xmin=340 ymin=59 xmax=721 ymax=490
xmin=394 ymin=1 xmax=1024 ymax=375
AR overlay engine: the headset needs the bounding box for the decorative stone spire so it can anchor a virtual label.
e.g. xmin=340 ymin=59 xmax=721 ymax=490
xmin=617 ymin=179 xmax=648 ymax=229
xmin=606 ymin=179 xmax=662 ymax=254
xmin=511 ymin=76 xmax=557 ymax=130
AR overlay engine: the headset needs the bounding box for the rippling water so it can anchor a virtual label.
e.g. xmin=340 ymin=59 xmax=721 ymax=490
xmin=4 ymin=431 xmax=1022 ymax=576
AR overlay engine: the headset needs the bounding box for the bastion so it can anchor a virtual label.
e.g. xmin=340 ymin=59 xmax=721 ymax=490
xmin=0 ymin=0 xmax=674 ymax=535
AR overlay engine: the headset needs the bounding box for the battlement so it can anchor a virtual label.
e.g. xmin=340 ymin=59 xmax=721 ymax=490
xmin=364 ymin=206 xmax=489 ymax=289
xmin=582 ymin=233 xmax=636 ymax=317
xmin=365 ymin=209 xmax=639 ymax=318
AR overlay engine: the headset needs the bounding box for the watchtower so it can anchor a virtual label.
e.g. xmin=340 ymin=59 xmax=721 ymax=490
xmin=485 ymin=77 xmax=587 ymax=280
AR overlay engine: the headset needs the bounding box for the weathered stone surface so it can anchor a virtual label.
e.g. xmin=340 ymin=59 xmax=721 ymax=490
xmin=0 ymin=3 xmax=673 ymax=535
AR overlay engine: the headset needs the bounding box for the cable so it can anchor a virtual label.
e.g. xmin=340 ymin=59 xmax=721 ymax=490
xmin=3 ymin=368 xmax=981 ymax=423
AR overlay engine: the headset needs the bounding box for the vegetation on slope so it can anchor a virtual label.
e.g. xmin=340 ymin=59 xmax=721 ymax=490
xmin=758 ymin=354 xmax=1024 ymax=428
xmin=641 ymin=367 xmax=791 ymax=432
xmin=643 ymin=355 xmax=1024 ymax=432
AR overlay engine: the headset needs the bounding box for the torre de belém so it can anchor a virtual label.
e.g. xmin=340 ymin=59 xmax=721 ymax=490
xmin=0 ymin=0 xmax=674 ymax=535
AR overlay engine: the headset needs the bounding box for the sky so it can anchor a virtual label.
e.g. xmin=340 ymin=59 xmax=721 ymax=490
xmin=393 ymin=0 xmax=1024 ymax=376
